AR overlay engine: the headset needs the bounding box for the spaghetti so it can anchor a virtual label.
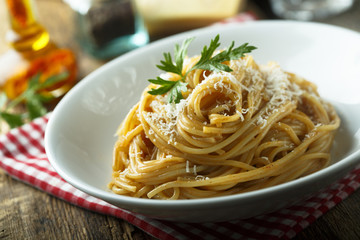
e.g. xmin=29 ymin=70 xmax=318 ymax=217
xmin=108 ymin=53 xmax=340 ymax=199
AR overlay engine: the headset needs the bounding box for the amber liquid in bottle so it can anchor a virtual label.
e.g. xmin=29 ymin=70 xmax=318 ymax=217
xmin=1 ymin=0 xmax=77 ymax=99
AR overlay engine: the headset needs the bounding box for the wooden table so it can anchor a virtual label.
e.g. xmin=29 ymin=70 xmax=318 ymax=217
xmin=1 ymin=0 xmax=360 ymax=239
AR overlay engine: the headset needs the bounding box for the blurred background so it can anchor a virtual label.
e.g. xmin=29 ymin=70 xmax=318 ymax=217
xmin=0 ymin=0 xmax=359 ymax=114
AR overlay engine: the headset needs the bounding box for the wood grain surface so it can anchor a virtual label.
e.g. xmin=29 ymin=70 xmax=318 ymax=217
xmin=1 ymin=0 xmax=360 ymax=239
xmin=0 ymin=169 xmax=155 ymax=240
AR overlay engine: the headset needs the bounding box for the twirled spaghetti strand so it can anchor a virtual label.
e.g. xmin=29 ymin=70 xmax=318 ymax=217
xmin=108 ymin=55 xmax=340 ymax=199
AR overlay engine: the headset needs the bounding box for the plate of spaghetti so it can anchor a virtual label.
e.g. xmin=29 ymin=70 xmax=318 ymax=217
xmin=45 ymin=20 xmax=360 ymax=222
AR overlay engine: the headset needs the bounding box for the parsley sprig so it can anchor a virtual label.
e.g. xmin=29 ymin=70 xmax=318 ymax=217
xmin=0 ymin=72 xmax=68 ymax=131
xmin=148 ymin=34 xmax=257 ymax=103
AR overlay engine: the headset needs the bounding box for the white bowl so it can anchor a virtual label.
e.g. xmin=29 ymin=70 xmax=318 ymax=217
xmin=45 ymin=20 xmax=360 ymax=222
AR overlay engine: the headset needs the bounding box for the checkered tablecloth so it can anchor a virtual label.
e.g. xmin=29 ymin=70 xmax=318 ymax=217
xmin=1 ymin=113 xmax=360 ymax=239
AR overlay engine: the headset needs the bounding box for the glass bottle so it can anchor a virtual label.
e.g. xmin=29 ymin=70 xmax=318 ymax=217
xmin=64 ymin=0 xmax=149 ymax=59
xmin=270 ymin=0 xmax=354 ymax=21
xmin=0 ymin=0 xmax=77 ymax=100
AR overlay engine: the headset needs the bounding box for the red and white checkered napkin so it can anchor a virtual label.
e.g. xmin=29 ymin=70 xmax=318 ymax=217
xmin=1 ymin=115 xmax=360 ymax=240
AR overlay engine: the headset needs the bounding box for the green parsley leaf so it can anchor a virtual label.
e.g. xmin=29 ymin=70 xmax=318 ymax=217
xmin=0 ymin=72 xmax=69 ymax=130
xmin=156 ymin=52 xmax=180 ymax=76
xmin=148 ymin=77 xmax=178 ymax=95
xmin=148 ymin=77 xmax=188 ymax=103
xmin=168 ymin=81 xmax=187 ymax=104
xmin=156 ymin=37 xmax=194 ymax=76
xmin=26 ymin=97 xmax=47 ymax=120
xmin=38 ymin=72 xmax=69 ymax=89
xmin=192 ymin=40 xmax=257 ymax=72
xmin=174 ymin=37 xmax=194 ymax=74
xmin=0 ymin=112 xmax=24 ymax=128
xmin=27 ymin=73 xmax=41 ymax=90
xmin=148 ymin=34 xmax=257 ymax=104
xmin=191 ymin=34 xmax=222 ymax=71
xmin=0 ymin=92 xmax=24 ymax=129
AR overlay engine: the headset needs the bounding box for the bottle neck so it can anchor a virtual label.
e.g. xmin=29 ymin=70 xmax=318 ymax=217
xmin=6 ymin=0 xmax=37 ymax=31
xmin=5 ymin=0 xmax=53 ymax=56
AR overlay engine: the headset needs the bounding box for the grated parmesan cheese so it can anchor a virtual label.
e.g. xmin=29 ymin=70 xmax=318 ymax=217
xmin=145 ymin=57 xmax=309 ymax=144
xmin=195 ymin=175 xmax=210 ymax=181
xmin=186 ymin=160 xmax=190 ymax=173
